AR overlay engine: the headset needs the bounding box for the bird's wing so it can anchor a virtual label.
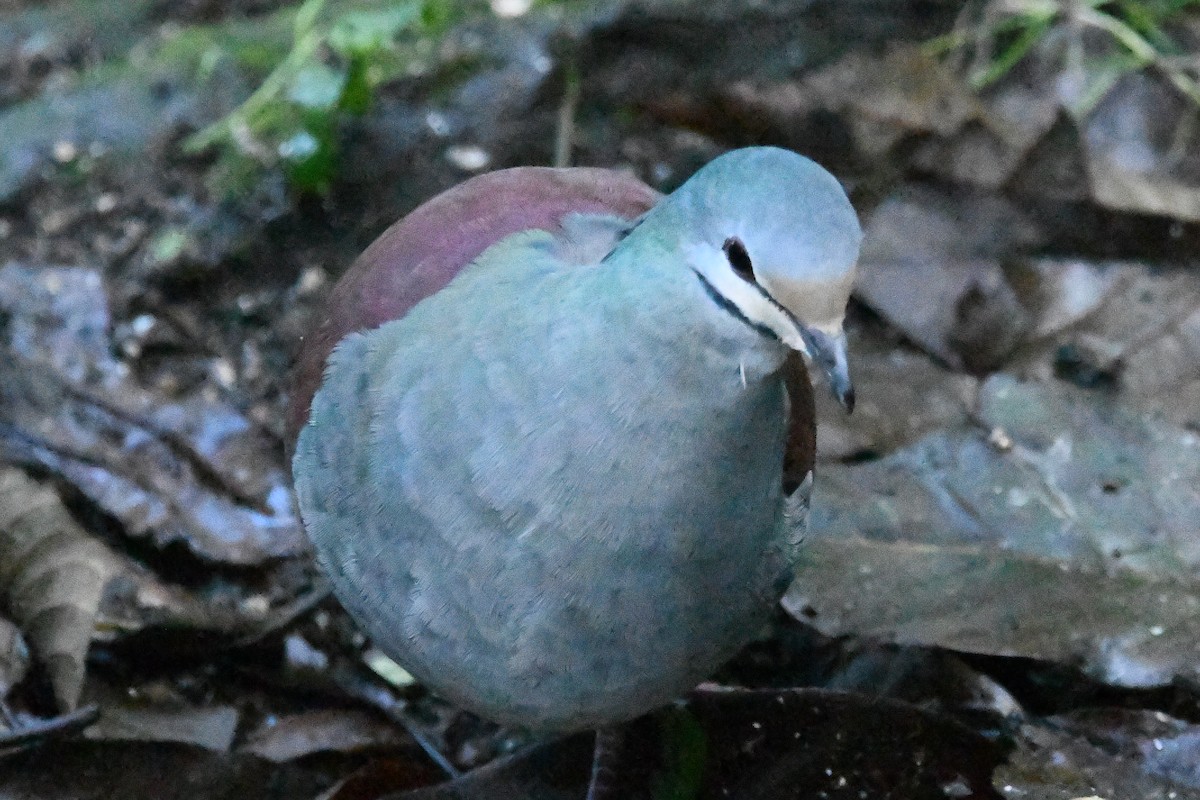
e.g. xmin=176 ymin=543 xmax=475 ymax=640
xmin=287 ymin=167 xmax=661 ymax=447
xmin=554 ymin=211 xmax=647 ymax=265
xmin=294 ymin=231 xmax=598 ymax=689
xmin=293 ymin=328 xmax=392 ymax=622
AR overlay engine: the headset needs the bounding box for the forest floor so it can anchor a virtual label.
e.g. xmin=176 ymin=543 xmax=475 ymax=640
xmin=1 ymin=1 xmax=1199 ymax=797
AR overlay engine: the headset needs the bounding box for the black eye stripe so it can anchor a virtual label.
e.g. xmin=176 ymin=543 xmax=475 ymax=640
xmin=691 ymin=269 xmax=778 ymax=342
xmin=722 ymin=237 xmax=755 ymax=282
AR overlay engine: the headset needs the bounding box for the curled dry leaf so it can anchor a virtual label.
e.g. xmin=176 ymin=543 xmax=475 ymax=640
xmin=0 ymin=263 xmax=304 ymax=566
xmin=0 ymin=467 xmax=296 ymax=710
xmin=852 ymin=186 xmax=1116 ymax=373
xmin=853 ymin=184 xmax=1199 ymax=410
xmin=0 ymin=467 xmax=117 ymax=710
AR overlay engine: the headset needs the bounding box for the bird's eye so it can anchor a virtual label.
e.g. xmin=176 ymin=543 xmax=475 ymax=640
xmin=722 ymin=237 xmax=755 ymax=283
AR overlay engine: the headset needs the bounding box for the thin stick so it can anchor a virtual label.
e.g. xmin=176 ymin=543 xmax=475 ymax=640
xmin=554 ymin=57 xmax=581 ymax=168
xmin=585 ymin=725 xmax=622 ymax=800
xmin=331 ymin=661 xmax=460 ymax=778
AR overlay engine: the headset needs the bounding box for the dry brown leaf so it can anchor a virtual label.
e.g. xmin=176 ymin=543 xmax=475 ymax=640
xmin=1010 ymin=263 xmax=1200 ymax=429
xmin=240 ymin=709 xmax=405 ymax=763
xmin=0 ymin=467 xmax=117 ymax=710
xmin=1080 ymin=72 xmax=1200 ymax=222
xmin=0 ymin=263 xmax=304 ymax=566
xmin=805 ymin=45 xmax=980 ymax=155
xmin=84 ymin=699 xmax=239 ymax=752
xmin=797 ymin=372 xmax=1200 ymax=689
xmin=0 ymin=462 xmax=314 ymax=708
xmin=718 ymin=45 xmax=979 ymax=157
xmin=851 ymin=184 xmax=1198 ymax=398
xmin=853 ymin=186 xmax=1053 ymax=371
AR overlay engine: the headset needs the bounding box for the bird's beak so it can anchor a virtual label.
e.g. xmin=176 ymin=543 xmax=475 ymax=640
xmin=798 ymin=325 xmax=854 ymax=413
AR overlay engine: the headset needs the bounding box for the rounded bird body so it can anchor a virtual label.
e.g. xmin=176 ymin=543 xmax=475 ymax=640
xmin=292 ymin=147 xmax=861 ymax=733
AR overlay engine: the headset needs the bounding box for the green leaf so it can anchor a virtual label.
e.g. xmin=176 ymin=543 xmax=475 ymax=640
xmin=653 ymin=707 xmax=706 ymax=800
xmin=1065 ymin=52 xmax=1141 ymax=118
xmin=338 ymin=56 xmax=373 ymax=114
xmin=328 ymin=2 xmax=424 ymax=57
xmin=279 ymin=125 xmax=336 ymax=193
xmin=970 ymin=15 xmax=1054 ymax=88
xmin=928 ymin=0 xmax=1200 ymax=113
xmin=421 ymin=0 xmax=458 ymax=30
xmin=1116 ymin=0 xmax=1177 ymax=51
xmin=293 ymin=0 xmax=326 ymax=41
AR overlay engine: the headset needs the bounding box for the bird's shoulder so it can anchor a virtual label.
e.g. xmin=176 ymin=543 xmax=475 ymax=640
xmin=286 ymin=167 xmax=660 ymax=446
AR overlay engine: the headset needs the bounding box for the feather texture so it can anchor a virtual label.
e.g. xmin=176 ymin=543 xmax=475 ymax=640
xmin=295 ymin=226 xmax=796 ymax=731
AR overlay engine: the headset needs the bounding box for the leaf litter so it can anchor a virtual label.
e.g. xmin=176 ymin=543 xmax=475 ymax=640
xmin=2 ymin=0 xmax=1200 ymax=797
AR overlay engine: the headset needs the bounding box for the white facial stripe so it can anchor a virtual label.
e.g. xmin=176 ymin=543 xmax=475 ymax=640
xmin=686 ymin=243 xmax=808 ymax=355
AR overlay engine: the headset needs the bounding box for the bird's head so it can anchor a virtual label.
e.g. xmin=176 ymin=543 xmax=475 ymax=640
xmin=664 ymin=147 xmax=862 ymax=411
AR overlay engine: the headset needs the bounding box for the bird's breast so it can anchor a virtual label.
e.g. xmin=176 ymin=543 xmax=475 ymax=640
xmin=297 ymin=265 xmax=798 ymax=732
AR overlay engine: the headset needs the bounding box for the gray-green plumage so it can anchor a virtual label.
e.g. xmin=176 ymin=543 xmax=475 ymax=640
xmin=293 ymin=147 xmax=860 ymax=732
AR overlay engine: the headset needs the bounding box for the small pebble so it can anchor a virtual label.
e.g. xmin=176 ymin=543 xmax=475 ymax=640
xmin=296 ymin=266 xmax=327 ymax=296
xmin=53 ymin=140 xmax=78 ymax=163
xmin=988 ymin=426 xmax=1014 ymax=451
xmin=425 ymin=111 xmax=451 ymax=137
xmin=241 ymin=595 xmax=270 ymax=616
xmin=446 ymin=144 xmax=491 ymax=172
xmin=211 ymin=358 xmax=237 ymax=389
xmin=490 ymin=0 xmax=532 ymax=17
xmin=364 ymin=647 xmax=416 ymax=688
